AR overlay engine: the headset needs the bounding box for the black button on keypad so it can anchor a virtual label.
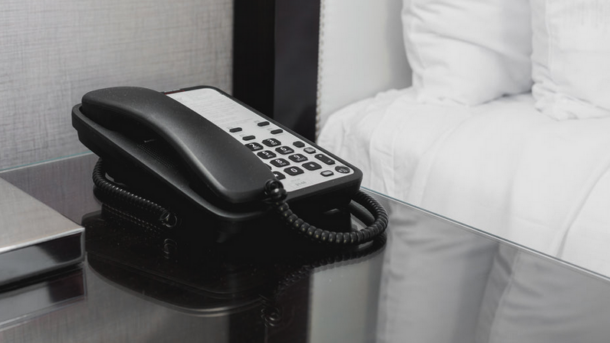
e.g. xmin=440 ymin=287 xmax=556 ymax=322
xmin=315 ymin=154 xmax=335 ymax=165
xmin=284 ymin=166 xmax=304 ymax=176
xmin=245 ymin=143 xmax=263 ymax=151
xmin=273 ymin=171 xmax=286 ymax=180
xmin=321 ymin=170 xmax=334 ymax=177
xmin=243 ymin=135 xmax=256 ymax=141
xmin=271 ymin=129 xmax=283 ymax=134
xmin=275 ymin=146 xmax=294 ymax=155
xmin=257 ymin=121 xmax=270 ymax=126
xmin=270 ymin=158 xmax=290 ymax=168
xmin=335 ymin=166 xmax=351 ymax=174
xmin=262 ymin=138 xmax=281 ymax=147
xmin=302 ymin=162 xmax=321 ymax=171
xmin=304 ymin=147 xmax=316 ymax=154
xmin=293 ymin=141 xmax=305 ymax=148
xmin=230 ymin=127 xmax=242 ymax=133
xmin=257 ymin=150 xmax=276 ymax=159
xmin=289 ymin=154 xmax=307 ymax=163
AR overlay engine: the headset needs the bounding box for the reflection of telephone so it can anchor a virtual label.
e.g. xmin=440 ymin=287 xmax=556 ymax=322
xmin=72 ymin=86 xmax=387 ymax=245
xmin=83 ymin=209 xmax=386 ymax=342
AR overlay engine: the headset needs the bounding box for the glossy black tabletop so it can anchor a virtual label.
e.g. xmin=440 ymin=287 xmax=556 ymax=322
xmin=2 ymin=154 xmax=610 ymax=343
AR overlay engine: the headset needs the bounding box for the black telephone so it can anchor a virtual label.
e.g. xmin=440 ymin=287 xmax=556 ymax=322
xmin=72 ymin=86 xmax=387 ymax=245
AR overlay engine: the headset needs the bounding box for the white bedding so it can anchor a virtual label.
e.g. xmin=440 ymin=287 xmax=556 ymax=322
xmin=318 ymin=88 xmax=610 ymax=276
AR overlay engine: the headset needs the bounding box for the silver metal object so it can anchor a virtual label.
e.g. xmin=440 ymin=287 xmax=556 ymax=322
xmin=0 ymin=177 xmax=84 ymax=287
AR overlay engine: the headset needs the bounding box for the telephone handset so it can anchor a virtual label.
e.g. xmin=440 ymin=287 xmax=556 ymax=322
xmin=72 ymin=86 xmax=387 ymax=245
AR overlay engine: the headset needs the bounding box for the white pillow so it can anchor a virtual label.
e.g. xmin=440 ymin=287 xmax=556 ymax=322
xmin=402 ymin=0 xmax=533 ymax=106
xmin=531 ymin=0 xmax=610 ymax=120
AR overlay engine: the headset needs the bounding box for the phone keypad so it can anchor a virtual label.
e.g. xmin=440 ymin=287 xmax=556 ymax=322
xmin=257 ymin=151 xmax=276 ymax=159
xmin=275 ymin=146 xmax=294 ymax=155
xmin=284 ymin=166 xmax=304 ymax=176
xmin=246 ymin=143 xmax=263 ymax=151
xmin=250 ymin=135 xmax=353 ymax=192
xmin=167 ymin=88 xmax=353 ymax=193
xmin=289 ymin=154 xmax=307 ymax=163
xmin=302 ymin=162 xmax=321 ymax=171
xmin=246 ymin=132 xmax=352 ymax=192
xmin=270 ymin=158 xmax=290 ymax=168
xmin=262 ymin=138 xmax=281 ymax=147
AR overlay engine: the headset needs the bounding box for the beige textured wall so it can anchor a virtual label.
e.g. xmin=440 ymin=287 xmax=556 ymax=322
xmin=0 ymin=0 xmax=233 ymax=170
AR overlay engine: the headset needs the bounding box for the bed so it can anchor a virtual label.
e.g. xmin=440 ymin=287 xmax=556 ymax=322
xmin=315 ymin=0 xmax=610 ymax=277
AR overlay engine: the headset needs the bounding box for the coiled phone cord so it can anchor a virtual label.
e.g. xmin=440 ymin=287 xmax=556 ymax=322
xmin=263 ymin=180 xmax=388 ymax=246
xmin=93 ymin=159 xmax=389 ymax=245
xmin=92 ymin=159 xmax=178 ymax=228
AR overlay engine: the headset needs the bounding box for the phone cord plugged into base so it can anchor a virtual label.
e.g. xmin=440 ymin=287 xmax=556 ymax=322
xmin=263 ymin=180 xmax=388 ymax=246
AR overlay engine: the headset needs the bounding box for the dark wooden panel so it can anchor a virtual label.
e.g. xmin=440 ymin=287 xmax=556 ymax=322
xmin=233 ymin=0 xmax=276 ymax=118
xmin=233 ymin=0 xmax=320 ymax=141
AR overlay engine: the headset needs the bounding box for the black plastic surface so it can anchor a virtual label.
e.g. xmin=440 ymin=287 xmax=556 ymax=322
xmin=233 ymin=0 xmax=320 ymax=140
xmin=81 ymin=87 xmax=273 ymax=204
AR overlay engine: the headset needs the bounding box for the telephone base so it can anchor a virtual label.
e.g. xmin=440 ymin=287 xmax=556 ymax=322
xmin=87 ymin=203 xmax=365 ymax=266
xmin=94 ymin=158 xmax=356 ymax=245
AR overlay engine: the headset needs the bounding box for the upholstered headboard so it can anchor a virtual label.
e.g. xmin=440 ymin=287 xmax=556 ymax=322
xmin=0 ymin=0 xmax=233 ymax=170
xmin=316 ymin=0 xmax=412 ymax=135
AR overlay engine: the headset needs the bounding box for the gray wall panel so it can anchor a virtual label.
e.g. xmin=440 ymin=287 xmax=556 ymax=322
xmin=0 ymin=0 xmax=232 ymax=170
